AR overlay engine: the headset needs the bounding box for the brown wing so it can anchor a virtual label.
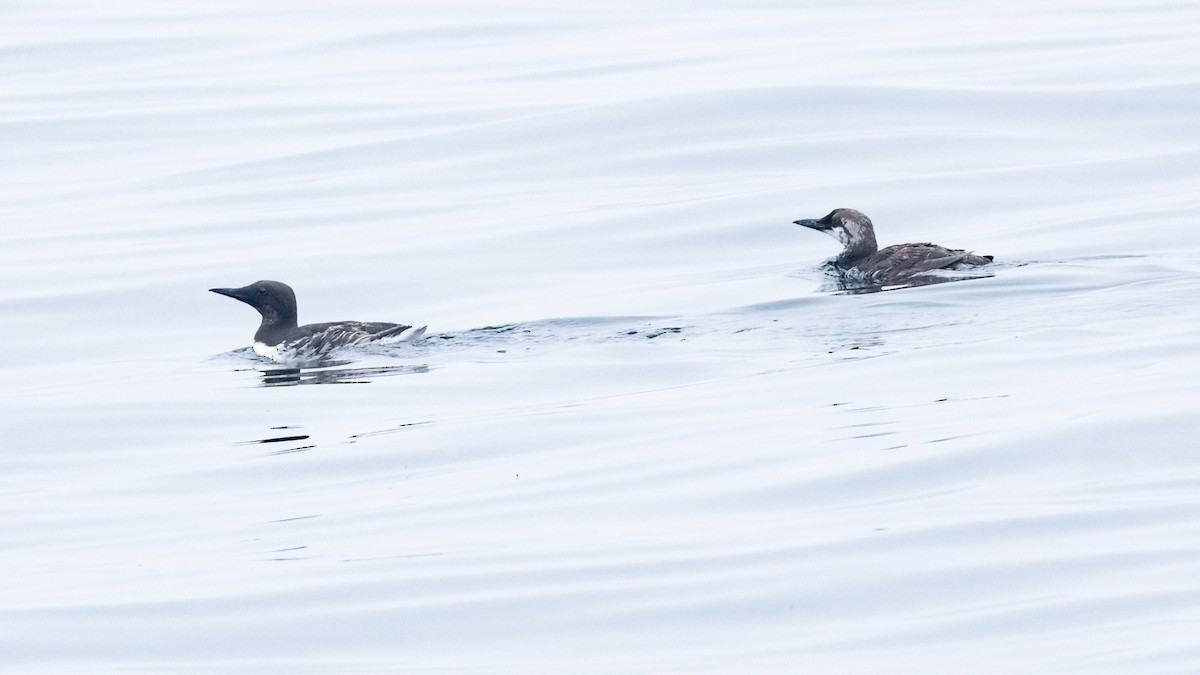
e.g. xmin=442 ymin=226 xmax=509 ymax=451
xmin=289 ymin=321 xmax=413 ymax=354
xmin=862 ymin=244 xmax=982 ymax=282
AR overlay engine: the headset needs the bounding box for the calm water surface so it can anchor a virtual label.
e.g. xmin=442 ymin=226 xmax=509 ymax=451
xmin=2 ymin=1 xmax=1199 ymax=672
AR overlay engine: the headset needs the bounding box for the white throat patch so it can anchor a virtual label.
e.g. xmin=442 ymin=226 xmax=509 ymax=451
xmin=835 ymin=221 xmax=864 ymax=247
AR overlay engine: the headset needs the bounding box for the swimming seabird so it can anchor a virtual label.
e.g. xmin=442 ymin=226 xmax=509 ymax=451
xmin=793 ymin=208 xmax=992 ymax=286
xmin=210 ymin=280 xmax=425 ymax=364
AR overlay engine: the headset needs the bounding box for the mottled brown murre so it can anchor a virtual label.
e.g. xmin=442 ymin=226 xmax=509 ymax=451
xmin=793 ymin=208 xmax=992 ymax=286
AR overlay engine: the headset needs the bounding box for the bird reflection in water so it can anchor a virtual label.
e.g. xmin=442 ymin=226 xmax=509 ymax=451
xmin=820 ymin=262 xmax=995 ymax=294
xmin=255 ymin=362 xmax=430 ymax=386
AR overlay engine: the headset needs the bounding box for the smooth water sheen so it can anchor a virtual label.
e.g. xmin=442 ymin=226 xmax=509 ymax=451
xmin=2 ymin=1 xmax=1199 ymax=672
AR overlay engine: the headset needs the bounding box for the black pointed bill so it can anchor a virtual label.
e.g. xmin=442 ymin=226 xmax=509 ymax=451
xmin=210 ymin=286 xmax=254 ymax=304
xmin=793 ymin=218 xmax=832 ymax=232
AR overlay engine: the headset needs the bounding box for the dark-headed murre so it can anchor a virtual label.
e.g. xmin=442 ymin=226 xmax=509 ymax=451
xmin=210 ymin=280 xmax=426 ymax=364
xmin=793 ymin=208 xmax=992 ymax=286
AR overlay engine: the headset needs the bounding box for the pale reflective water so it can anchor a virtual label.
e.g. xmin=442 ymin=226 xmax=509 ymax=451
xmin=3 ymin=1 xmax=1199 ymax=672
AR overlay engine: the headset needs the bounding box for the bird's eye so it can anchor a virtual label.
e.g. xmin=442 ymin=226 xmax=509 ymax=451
xmin=258 ymin=288 xmax=268 ymax=295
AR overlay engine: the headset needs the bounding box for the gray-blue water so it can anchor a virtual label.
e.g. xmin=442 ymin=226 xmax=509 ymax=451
xmin=3 ymin=1 xmax=1199 ymax=672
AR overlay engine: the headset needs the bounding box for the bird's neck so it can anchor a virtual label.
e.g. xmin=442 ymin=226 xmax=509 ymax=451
xmin=837 ymin=238 xmax=877 ymax=266
xmin=254 ymin=307 xmax=298 ymax=344
xmin=833 ymin=224 xmax=878 ymax=266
